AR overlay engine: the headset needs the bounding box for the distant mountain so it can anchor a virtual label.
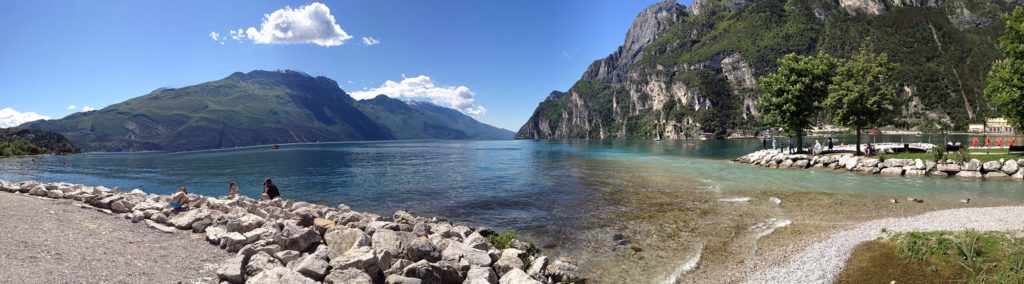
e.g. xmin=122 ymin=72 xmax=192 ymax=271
xmin=518 ymin=0 xmax=1019 ymax=139
xmin=20 ymin=70 xmax=513 ymax=152
xmin=0 ymin=128 xmax=77 ymax=157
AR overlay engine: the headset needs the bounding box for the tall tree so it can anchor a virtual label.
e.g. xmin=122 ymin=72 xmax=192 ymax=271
xmin=985 ymin=6 xmax=1024 ymax=131
xmin=758 ymin=53 xmax=837 ymax=152
xmin=824 ymin=41 xmax=899 ymax=155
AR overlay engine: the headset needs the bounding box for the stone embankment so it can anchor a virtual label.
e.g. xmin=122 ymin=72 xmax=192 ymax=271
xmin=0 ymin=179 xmax=581 ymax=284
xmin=735 ymin=149 xmax=1024 ymax=180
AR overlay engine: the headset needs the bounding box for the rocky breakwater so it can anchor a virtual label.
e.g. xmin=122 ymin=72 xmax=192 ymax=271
xmin=0 ymin=180 xmax=582 ymax=284
xmin=734 ymin=149 xmax=1024 ymax=180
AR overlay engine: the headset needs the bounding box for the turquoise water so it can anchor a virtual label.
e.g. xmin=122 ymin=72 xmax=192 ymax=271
xmin=1 ymin=138 xmax=1022 ymax=233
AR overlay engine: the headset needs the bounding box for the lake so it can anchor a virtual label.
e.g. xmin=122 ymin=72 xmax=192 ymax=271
xmin=2 ymin=137 xmax=1022 ymax=282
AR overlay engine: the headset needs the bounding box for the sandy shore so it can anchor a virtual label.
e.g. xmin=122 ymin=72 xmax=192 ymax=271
xmin=744 ymin=205 xmax=1024 ymax=283
xmin=0 ymin=192 xmax=232 ymax=284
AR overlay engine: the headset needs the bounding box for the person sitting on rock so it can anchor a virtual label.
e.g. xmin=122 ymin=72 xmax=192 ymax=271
xmin=227 ymin=181 xmax=239 ymax=199
xmin=261 ymin=178 xmax=280 ymax=202
xmin=170 ymin=187 xmax=190 ymax=211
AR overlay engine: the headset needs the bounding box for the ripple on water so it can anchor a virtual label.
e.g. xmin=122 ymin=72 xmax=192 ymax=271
xmin=750 ymin=218 xmax=792 ymax=240
xmin=661 ymin=242 xmax=704 ymax=284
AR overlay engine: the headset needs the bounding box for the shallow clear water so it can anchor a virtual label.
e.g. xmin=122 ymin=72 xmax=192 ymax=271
xmin=2 ymin=137 xmax=1022 ymax=282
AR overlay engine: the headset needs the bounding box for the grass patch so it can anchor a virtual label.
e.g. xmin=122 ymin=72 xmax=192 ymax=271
xmin=486 ymin=231 xmax=518 ymax=250
xmin=837 ymin=231 xmax=1024 ymax=283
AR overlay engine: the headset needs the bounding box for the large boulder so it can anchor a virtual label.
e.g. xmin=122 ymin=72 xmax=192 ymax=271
xmin=206 ymin=226 xmax=228 ymax=245
xmin=169 ymin=209 xmax=210 ymax=230
xmin=956 ymin=171 xmax=983 ymax=178
xmin=386 ymin=275 xmax=423 ymax=284
xmin=330 ymin=246 xmax=380 ymax=276
xmin=936 ymin=163 xmax=961 ymax=172
xmin=406 ymin=239 xmax=441 ymax=262
xmin=247 ymin=267 xmax=318 ymax=284
xmin=324 ymin=268 xmax=373 ymax=284
xmin=442 ymin=240 xmax=493 ymax=267
xmin=224 ymin=213 xmax=264 ymax=233
xmin=216 ymin=255 xmax=246 ymax=284
xmin=245 ymin=251 xmax=283 ymax=278
xmin=219 ymin=232 xmax=249 ymax=253
xmin=879 ymin=167 xmax=903 ymax=176
xmin=983 ymin=160 xmax=1003 ymax=173
xmin=324 ymin=228 xmax=370 ymax=259
xmin=525 ymin=256 xmax=547 ymax=280
xmin=963 ymin=159 xmax=982 ymax=171
xmin=275 ymin=222 xmax=322 ymax=252
xmin=1004 ymin=160 xmax=1020 ymax=175
xmin=792 ymin=159 xmax=809 ymax=169
xmin=401 ymin=260 xmax=454 ymax=284
xmin=493 ymin=249 xmax=525 ymax=277
xmin=498 ymin=268 xmax=541 ymax=284
xmin=985 ymin=172 xmax=1010 ymax=179
xmin=465 ymin=266 xmax=499 ymax=284
xmin=292 ymin=246 xmax=330 ymax=281
xmin=372 ymin=229 xmax=416 ymax=258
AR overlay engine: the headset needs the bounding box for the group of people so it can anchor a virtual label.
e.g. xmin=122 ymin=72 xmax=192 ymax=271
xmin=168 ymin=178 xmax=281 ymax=211
xmin=759 ymin=135 xmax=837 ymax=155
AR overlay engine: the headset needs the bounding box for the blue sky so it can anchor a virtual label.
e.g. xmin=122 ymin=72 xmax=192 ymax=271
xmin=0 ymin=0 xmax=690 ymax=131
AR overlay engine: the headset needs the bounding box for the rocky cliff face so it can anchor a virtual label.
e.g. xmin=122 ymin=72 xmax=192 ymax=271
xmin=518 ymin=0 xmax=1017 ymax=140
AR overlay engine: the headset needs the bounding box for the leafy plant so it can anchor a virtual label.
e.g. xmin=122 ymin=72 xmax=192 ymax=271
xmin=985 ymin=6 xmax=1024 ymax=132
xmin=823 ymin=40 xmax=899 ymax=156
xmin=933 ymin=147 xmax=946 ymax=162
xmin=758 ymin=52 xmax=837 ymax=153
xmin=487 ymin=231 xmax=518 ymax=250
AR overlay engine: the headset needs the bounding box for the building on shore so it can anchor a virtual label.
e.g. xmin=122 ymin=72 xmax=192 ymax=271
xmin=968 ymin=118 xmax=1015 ymax=134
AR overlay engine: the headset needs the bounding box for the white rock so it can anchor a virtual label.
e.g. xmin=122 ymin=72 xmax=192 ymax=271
xmin=324 ymin=268 xmax=373 ymax=284
xmin=465 ymin=266 xmax=499 ymax=284
xmin=247 ymin=267 xmax=317 ymax=284
xmin=498 ymin=268 xmax=541 ymax=284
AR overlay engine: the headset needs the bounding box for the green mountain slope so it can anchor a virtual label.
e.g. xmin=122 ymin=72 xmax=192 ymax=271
xmin=21 ymin=70 xmax=512 ymax=152
xmin=518 ymin=0 xmax=1018 ymax=139
xmin=358 ymin=95 xmax=514 ymax=140
xmin=0 ymin=128 xmax=78 ymax=157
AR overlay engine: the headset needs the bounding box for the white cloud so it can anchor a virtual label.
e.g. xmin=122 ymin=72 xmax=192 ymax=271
xmin=67 ymin=105 xmax=77 ymax=110
xmin=350 ymin=75 xmax=488 ymax=117
xmin=0 ymin=108 xmax=51 ymax=128
xmin=230 ymin=29 xmax=245 ymax=41
xmin=244 ymin=2 xmax=352 ymax=47
xmin=361 ymin=36 xmax=380 ymax=46
xmin=209 ymin=31 xmax=220 ymax=41
xmin=81 ymin=106 xmax=96 ymax=112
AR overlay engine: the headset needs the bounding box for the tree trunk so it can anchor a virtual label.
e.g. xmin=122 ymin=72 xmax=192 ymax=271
xmin=855 ymin=128 xmax=862 ymax=156
xmin=796 ymin=131 xmax=804 ymax=154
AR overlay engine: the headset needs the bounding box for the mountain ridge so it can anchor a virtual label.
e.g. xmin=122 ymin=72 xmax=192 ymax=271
xmin=19 ymin=70 xmax=513 ymax=152
xmin=518 ymin=0 xmax=1018 ymax=139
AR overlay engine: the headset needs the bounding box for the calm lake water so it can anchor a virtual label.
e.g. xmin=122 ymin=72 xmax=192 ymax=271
xmin=2 ymin=137 xmax=1022 ymax=281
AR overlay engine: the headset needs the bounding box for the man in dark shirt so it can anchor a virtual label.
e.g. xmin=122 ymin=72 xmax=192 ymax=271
xmin=262 ymin=178 xmax=280 ymax=200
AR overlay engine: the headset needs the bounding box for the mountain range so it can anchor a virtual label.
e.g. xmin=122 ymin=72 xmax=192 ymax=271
xmin=517 ymin=0 xmax=1019 ymax=139
xmin=19 ymin=70 xmax=513 ymax=152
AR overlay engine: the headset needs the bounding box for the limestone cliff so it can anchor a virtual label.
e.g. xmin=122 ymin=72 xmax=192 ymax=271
xmin=517 ymin=0 xmax=1018 ymax=140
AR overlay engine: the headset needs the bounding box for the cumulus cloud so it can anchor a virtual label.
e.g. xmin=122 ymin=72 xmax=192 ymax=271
xmin=67 ymin=105 xmax=77 ymax=110
xmin=81 ymin=106 xmax=96 ymax=112
xmin=230 ymin=29 xmax=245 ymax=41
xmin=361 ymin=36 xmax=380 ymax=46
xmin=244 ymin=2 xmax=352 ymax=47
xmin=350 ymin=75 xmax=487 ymax=117
xmin=0 ymin=108 xmax=51 ymax=128
xmin=209 ymin=31 xmax=225 ymax=45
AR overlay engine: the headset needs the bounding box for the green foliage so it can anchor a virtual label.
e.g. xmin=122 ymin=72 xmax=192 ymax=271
xmin=824 ymin=40 xmax=899 ymax=153
xmin=891 ymin=231 xmax=1024 ymax=283
xmin=758 ymin=52 xmax=837 ymax=147
xmin=0 ymin=128 xmax=77 ymax=157
xmin=985 ymin=6 xmax=1024 ymax=130
xmin=487 ymin=231 xmax=518 ymax=250
xmin=932 ymin=147 xmax=946 ymax=162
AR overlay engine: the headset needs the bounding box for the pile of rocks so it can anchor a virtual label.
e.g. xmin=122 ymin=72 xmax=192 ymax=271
xmin=735 ymin=149 xmax=1024 ymax=180
xmin=0 ymin=179 xmax=582 ymax=284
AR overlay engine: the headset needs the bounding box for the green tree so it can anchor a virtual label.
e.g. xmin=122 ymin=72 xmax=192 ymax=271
xmin=985 ymin=6 xmax=1024 ymax=131
xmin=824 ymin=41 xmax=899 ymax=155
xmin=757 ymin=52 xmax=837 ymax=152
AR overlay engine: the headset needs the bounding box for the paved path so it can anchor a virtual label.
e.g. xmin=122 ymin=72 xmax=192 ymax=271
xmin=0 ymin=192 xmax=231 ymax=284
xmin=745 ymin=206 xmax=1024 ymax=283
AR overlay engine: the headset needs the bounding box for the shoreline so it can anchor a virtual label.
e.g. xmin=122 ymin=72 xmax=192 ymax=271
xmin=735 ymin=149 xmax=1024 ymax=180
xmin=0 ymin=179 xmax=579 ymax=284
xmin=744 ymin=205 xmax=1024 ymax=283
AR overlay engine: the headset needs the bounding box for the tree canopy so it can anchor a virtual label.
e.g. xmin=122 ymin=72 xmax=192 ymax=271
xmin=985 ymin=6 xmax=1024 ymax=130
xmin=824 ymin=41 xmax=899 ymax=155
xmin=757 ymin=52 xmax=837 ymax=151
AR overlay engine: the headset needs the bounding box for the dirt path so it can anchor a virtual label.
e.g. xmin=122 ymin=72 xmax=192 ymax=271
xmin=0 ymin=192 xmax=231 ymax=284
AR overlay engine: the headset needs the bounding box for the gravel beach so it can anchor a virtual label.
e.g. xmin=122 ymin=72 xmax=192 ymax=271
xmin=745 ymin=205 xmax=1024 ymax=283
xmin=0 ymin=192 xmax=232 ymax=284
